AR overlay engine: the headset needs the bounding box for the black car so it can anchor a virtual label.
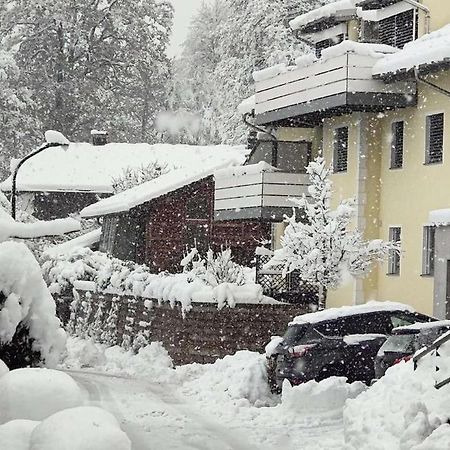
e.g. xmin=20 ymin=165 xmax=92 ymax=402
xmin=374 ymin=320 xmax=450 ymax=379
xmin=266 ymin=304 xmax=434 ymax=393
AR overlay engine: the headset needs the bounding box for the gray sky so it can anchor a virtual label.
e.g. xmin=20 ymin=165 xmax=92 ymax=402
xmin=168 ymin=0 xmax=210 ymax=58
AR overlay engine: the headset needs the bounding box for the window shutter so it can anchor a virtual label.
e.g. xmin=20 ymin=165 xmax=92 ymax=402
xmin=334 ymin=127 xmax=348 ymax=173
xmin=388 ymin=227 xmax=401 ymax=275
xmin=426 ymin=113 xmax=444 ymax=164
xmin=391 ymin=121 xmax=404 ymax=169
xmin=379 ymin=9 xmax=416 ymax=49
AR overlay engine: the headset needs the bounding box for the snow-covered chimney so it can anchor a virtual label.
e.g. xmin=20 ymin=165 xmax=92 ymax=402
xmin=91 ymin=130 xmax=108 ymax=146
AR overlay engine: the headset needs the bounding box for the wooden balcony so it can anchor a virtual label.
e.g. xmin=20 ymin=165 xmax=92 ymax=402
xmin=254 ymin=51 xmax=417 ymax=127
xmin=214 ymin=167 xmax=310 ymax=221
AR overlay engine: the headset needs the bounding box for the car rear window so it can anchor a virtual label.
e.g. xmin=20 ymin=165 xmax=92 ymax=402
xmin=283 ymin=324 xmax=308 ymax=345
xmin=379 ymin=334 xmax=416 ymax=354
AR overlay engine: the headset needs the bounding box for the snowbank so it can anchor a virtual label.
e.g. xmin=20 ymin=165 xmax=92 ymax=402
xmin=0 ymin=143 xmax=247 ymax=193
xmin=0 ymin=420 xmax=39 ymax=450
xmin=0 ymin=368 xmax=83 ymax=423
xmin=29 ymin=406 xmax=131 ymax=450
xmin=291 ymin=300 xmax=414 ymax=325
xmin=373 ymin=24 xmax=450 ymax=76
xmin=344 ymin=341 xmax=450 ymax=449
xmin=289 ymin=0 xmax=356 ymax=31
xmin=0 ymin=241 xmax=66 ymax=367
xmin=282 ymin=377 xmax=365 ymax=418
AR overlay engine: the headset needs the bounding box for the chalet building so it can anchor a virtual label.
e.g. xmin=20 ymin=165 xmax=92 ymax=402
xmin=224 ymin=0 xmax=450 ymax=318
xmin=80 ymin=155 xmax=270 ymax=273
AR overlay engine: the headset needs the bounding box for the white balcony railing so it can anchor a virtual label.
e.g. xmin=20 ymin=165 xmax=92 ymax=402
xmin=254 ymin=49 xmax=416 ymax=124
xmin=214 ymin=167 xmax=310 ymax=221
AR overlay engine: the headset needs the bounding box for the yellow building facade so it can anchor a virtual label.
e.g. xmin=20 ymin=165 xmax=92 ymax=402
xmin=232 ymin=0 xmax=450 ymax=316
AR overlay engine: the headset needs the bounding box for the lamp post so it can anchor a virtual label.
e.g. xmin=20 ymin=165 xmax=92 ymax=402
xmin=11 ymin=130 xmax=70 ymax=219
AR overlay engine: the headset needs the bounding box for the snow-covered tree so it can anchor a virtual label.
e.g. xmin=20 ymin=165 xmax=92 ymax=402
xmin=269 ymin=157 xmax=399 ymax=308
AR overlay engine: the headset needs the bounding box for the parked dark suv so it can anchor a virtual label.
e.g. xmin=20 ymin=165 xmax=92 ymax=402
xmin=266 ymin=302 xmax=434 ymax=393
xmin=374 ymin=320 xmax=450 ymax=379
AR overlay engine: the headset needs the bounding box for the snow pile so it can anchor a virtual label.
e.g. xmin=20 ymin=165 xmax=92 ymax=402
xmin=44 ymin=130 xmax=70 ymax=146
xmin=0 ymin=217 xmax=80 ymax=242
xmin=30 ymin=406 xmax=131 ymax=450
xmin=289 ymin=0 xmax=356 ymax=31
xmin=0 ymin=368 xmax=83 ymax=423
xmin=0 ymin=143 xmax=247 ymax=193
xmin=291 ymin=301 xmax=413 ymax=325
xmin=373 ymin=24 xmax=450 ymax=76
xmin=0 ymin=241 xmax=66 ymax=367
xmin=64 ymin=337 xmax=174 ymax=383
xmin=295 ymin=53 xmax=317 ymax=68
xmin=321 ymin=40 xmax=397 ymax=62
xmin=344 ymin=342 xmax=450 ymax=449
xmin=253 ymin=63 xmax=287 ymax=82
xmin=179 ymin=351 xmax=274 ymax=406
xmin=0 ymin=420 xmax=39 ymax=450
xmin=214 ymin=161 xmax=277 ymax=179
xmin=43 ymin=247 xmax=264 ymax=313
xmin=282 ymin=377 xmax=365 ymax=419
xmin=237 ymin=94 xmax=256 ymax=115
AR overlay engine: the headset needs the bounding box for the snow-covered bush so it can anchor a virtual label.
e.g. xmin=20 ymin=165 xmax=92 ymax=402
xmin=0 ymin=241 xmax=66 ymax=368
xmin=0 ymin=420 xmax=39 ymax=450
xmin=0 ymin=368 xmax=83 ymax=423
xmin=269 ymin=157 xmax=398 ymax=307
xmin=182 ymin=247 xmax=246 ymax=287
xmin=111 ymin=161 xmax=169 ymax=193
xmin=0 ymin=359 xmax=9 ymax=377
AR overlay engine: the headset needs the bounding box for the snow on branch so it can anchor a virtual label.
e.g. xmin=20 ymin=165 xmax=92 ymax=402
xmin=268 ymin=157 xmax=398 ymax=307
xmin=0 ymin=218 xmax=81 ymax=242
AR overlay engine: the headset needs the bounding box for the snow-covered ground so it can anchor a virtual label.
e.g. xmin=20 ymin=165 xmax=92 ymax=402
xmin=2 ymin=336 xmax=450 ymax=449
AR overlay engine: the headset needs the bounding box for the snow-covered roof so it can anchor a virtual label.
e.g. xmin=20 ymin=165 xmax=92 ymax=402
xmin=289 ymin=0 xmax=356 ymax=31
xmin=81 ymin=149 xmax=246 ymax=218
xmin=290 ymin=301 xmax=414 ymax=325
xmin=0 ymin=143 xmax=246 ymax=194
xmin=394 ymin=320 xmax=450 ymax=333
xmin=373 ymin=24 xmax=450 ymax=77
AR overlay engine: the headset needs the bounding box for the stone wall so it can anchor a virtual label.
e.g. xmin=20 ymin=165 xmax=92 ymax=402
xmin=56 ymin=291 xmax=309 ymax=365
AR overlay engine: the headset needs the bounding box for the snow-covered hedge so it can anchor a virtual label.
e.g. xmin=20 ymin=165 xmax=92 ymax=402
xmin=42 ymin=248 xmax=264 ymax=313
xmin=0 ymin=241 xmax=66 ymax=367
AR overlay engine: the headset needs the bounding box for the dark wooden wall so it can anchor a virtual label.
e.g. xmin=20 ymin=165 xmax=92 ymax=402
xmin=106 ymin=176 xmax=271 ymax=272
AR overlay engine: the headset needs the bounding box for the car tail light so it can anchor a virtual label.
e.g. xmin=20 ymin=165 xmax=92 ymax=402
xmin=393 ymin=355 xmax=412 ymax=365
xmin=288 ymin=344 xmax=316 ymax=358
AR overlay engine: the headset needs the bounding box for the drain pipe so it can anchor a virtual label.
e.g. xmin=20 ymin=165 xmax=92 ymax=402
xmin=403 ymin=0 xmax=430 ymax=34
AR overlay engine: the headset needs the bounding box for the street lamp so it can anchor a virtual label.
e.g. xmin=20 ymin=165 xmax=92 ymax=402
xmin=11 ymin=130 xmax=70 ymax=219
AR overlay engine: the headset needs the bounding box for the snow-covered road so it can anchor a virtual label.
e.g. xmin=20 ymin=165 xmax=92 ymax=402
xmin=67 ymin=370 xmax=267 ymax=450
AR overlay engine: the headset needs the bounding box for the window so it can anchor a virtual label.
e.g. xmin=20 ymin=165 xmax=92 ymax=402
xmin=379 ymin=9 xmax=417 ymax=49
xmin=315 ymin=34 xmax=344 ymax=58
xmin=390 ymin=121 xmax=404 ymax=169
xmin=388 ymin=227 xmax=401 ymax=275
xmin=333 ymin=127 xmax=348 ymax=173
xmin=426 ymin=113 xmax=444 ymax=164
xmin=422 ymin=226 xmax=436 ymax=275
